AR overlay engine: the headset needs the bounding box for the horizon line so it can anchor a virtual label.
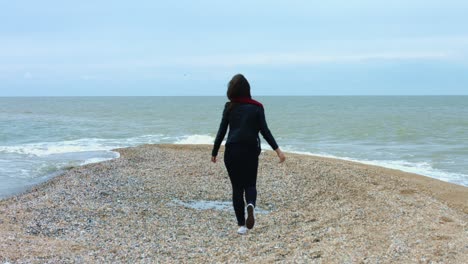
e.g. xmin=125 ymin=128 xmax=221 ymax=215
xmin=1 ymin=95 xmax=468 ymax=98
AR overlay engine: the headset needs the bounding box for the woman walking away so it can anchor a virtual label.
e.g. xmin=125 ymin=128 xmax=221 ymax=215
xmin=211 ymin=74 xmax=286 ymax=235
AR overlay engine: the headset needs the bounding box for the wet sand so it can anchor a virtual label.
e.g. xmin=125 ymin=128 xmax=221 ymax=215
xmin=1 ymin=144 xmax=467 ymax=263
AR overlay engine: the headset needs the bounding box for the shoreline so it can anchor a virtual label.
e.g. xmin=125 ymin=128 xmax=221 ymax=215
xmin=280 ymin=149 xmax=468 ymax=188
xmin=1 ymin=144 xmax=467 ymax=262
xmin=281 ymin=149 xmax=468 ymax=214
xmin=2 ymin=143 xmax=467 ymax=202
xmin=2 ymin=143 xmax=467 ymax=214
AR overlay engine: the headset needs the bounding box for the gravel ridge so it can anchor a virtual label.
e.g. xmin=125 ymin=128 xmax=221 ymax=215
xmin=1 ymin=144 xmax=467 ymax=263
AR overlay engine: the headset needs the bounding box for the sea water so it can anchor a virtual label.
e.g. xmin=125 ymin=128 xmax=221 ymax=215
xmin=0 ymin=96 xmax=467 ymax=198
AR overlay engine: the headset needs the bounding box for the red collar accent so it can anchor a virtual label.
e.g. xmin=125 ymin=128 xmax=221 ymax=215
xmin=230 ymin=97 xmax=263 ymax=107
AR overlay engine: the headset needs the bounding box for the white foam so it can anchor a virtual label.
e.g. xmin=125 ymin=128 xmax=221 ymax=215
xmin=283 ymin=148 xmax=468 ymax=186
xmin=0 ymin=139 xmax=114 ymax=157
xmin=0 ymin=135 xmax=164 ymax=157
xmin=174 ymin=134 xmax=216 ymax=145
xmin=352 ymin=159 xmax=468 ymax=185
xmin=125 ymin=134 xmax=164 ymax=144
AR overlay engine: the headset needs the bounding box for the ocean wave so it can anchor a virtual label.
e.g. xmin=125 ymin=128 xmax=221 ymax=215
xmin=0 ymin=140 xmax=116 ymax=157
xmin=0 ymin=135 xmax=164 ymax=157
xmin=0 ymin=134 xmax=216 ymax=157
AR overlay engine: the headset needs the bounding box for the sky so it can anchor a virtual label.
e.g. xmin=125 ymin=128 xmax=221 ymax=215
xmin=1 ymin=0 xmax=468 ymax=96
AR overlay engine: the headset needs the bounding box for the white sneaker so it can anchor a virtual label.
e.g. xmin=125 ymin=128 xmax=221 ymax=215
xmin=246 ymin=203 xmax=255 ymax=229
xmin=237 ymin=226 xmax=248 ymax=235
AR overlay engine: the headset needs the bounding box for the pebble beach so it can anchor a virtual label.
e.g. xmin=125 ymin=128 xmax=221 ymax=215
xmin=1 ymin=144 xmax=467 ymax=263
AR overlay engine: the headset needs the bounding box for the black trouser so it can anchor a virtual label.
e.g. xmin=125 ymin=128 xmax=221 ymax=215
xmin=224 ymin=143 xmax=259 ymax=226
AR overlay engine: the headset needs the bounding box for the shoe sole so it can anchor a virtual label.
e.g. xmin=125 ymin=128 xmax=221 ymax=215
xmin=246 ymin=205 xmax=255 ymax=229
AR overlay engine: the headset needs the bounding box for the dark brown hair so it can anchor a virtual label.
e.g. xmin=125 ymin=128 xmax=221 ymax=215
xmin=226 ymin=74 xmax=251 ymax=111
xmin=227 ymin=74 xmax=251 ymax=100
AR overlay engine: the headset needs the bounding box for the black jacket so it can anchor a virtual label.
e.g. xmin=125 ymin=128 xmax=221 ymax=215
xmin=212 ymin=103 xmax=279 ymax=157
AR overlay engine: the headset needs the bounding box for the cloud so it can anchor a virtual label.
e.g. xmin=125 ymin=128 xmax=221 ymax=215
xmin=86 ymin=51 xmax=451 ymax=69
xmin=0 ymin=50 xmax=458 ymax=73
xmin=23 ymin=72 xmax=33 ymax=79
xmin=80 ymin=75 xmax=97 ymax=81
xmin=169 ymin=51 xmax=452 ymax=67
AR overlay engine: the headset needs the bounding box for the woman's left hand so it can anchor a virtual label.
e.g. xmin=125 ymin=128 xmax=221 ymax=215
xmin=211 ymin=156 xmax=217 ymax=163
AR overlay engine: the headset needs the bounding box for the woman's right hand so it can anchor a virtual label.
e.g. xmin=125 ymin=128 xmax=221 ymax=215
xmin=275 ymin=148 xmax=286 ymax=163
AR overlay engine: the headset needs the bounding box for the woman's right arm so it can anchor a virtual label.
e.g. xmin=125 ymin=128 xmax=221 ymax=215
xmin=211 ymin=104 xmax=229 ymax=160
xmin=258 ymin=107 xmax=279 ymax=151
xmin=275 ymin=148 xmax=286 ymax=163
